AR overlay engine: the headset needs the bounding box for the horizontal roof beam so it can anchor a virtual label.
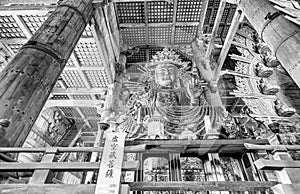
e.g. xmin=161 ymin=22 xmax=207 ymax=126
xmin=0 ymin=0 xmax=165 ymax=5
xmin=52 ymin=88 xmax=107 ymax=94
xmin=45 ymin=100 xmax=104 ymax=107
xmin=119 ymin=22 xmax=199 ymax=28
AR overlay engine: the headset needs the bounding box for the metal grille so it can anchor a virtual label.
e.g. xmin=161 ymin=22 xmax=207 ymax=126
xmin=59 ymin=107 xmax=81 ymax=118
xmin=82 ymin=25 xmax=93 ymax=37
xmin=121 ymin=27 xmax=146 ymax=45
xmin=149 ymin=47 xmax=164 ymax=59
xmin=176 ymin=0 xmax=202 ymax=22
xmin=149 ymin=26 xmax=172 ymax=44
xmin=22 ymin=15 xmax=48 ymax=34
xmin=7 ymin=43 xmax=23 ymax=53
xmin=148 ymin=1 xmax=173 ymax=23
xmin=71 ymin=94 xmax=92 ymax=100
xmin=80 ymin=107 xmax=100 ymax=118
xmin=75 ymin=42 xmax=103 ymax=66
xmin=0 ymin=16 xmax=25 ymax=38
xmin=174 ymin=25 xmax=198 ymax=44
xmin=74 ymin=119 xmax=85 ymax=129
xmin=61 ymin=70 xmax=86 ymax=88
xmin=116 ymin=2 xmax=145 ymax=23
xmin=84 ymin=70 xmax=108 ymax=88
xmin=203 ymin=0 xmax=237 ymax=39
xmin=50 ymin=95 xmax=69 ymax=100
xmin=126 ymin=48 xmax=147 ymax=63
xmin=54 ymin=82 xmax=62 ymax=88
xmin=66 ymin=57 xmax=75 ymax=66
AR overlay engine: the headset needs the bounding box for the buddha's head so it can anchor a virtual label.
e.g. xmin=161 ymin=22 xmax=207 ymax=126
xmin=154 ymin=63 xmax=178 ymax=88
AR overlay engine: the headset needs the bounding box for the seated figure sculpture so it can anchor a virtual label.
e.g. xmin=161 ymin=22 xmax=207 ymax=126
xmin=258 ymin=78 xmax=280 ymax=95
xmin=274 ymin=99 xmax=296 ymax=117
xmin=125 ymin=39 xmax=225 ymax=139
xmin=255 ymin=62 xmax=273 ymax=78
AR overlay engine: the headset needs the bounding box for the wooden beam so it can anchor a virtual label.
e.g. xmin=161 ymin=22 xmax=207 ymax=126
xmin=0 ymin=0 xmax=58 ymax=5
xmin=272 ymin=184 xmax=300 ymax=194
xmin=0 ymin=161 xmax=139 ymax=172
xmin=45 ymin=100 xmax=103 ymax=107
xmin=197 ymin=0 xmax=208 ymax=33
xmin=76 ymin=107 xmax=92 ymax=129
xmin=221 ymin=69 xmax=260 ymax=80
xmin=205 ymin=0 xmax=226 ymax=59
xmin=0 ymin=5 xmax=56 ymax=16
xmin=29 ymin=148 xmax=57 ymax=184
xmin=0 ymin=184 xmax=130 ymax=194
xmin=64 ymin=66 xmax=105 ymax=71
xmin=65 ymin=116 xmax=101 ymax=121
xmin=214 ymin=9 xmax=244 ymax=80
xmin=0 ymin=182 xmax=278 ymax=194
xmin=0 ymin=145 xmax=146 ymax=153
xmin=69 ymin=53 xmax=92 ymax=89
xmin=0 ymin=0 xmax=165 ymax=6
xmin=52 ymin=88 xmax=107 ymax=94
xmin=230 ymin=97 xmax=240 ymax=111
xmin=0 ymin=38 xmax=27 ymax=44
xmin=57 ymin=129 xmax=83 ymax=162
xmin=171 ymin=0 xmax=178 ymax=45
xmin=230 ymin=92 xmax=277 ymax=99
xmin=144 ymin=1 xmax=149 ymax=45
xmin=127 ymin=139 xmax=268 ymax=146
xmin=0 ymin=140 xmax=268 ymax=154
xmin=11 ymin=15 xmax=32 ymax=39
xmin=254 ymin=159 xmax=300 ymax=171
xmin=244 ymin=143 xmax=300 ymax=152
xmin=119 ymin=22 xmax=199 ymax=28
xmin=91 ymin=8 xmax=114 ymax=84
xmin=102 ymin=3 xmax=118 ymax=61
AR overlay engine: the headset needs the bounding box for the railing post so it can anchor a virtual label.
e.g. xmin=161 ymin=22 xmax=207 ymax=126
xmin=29 ymin=147 xmax=58 ymax=184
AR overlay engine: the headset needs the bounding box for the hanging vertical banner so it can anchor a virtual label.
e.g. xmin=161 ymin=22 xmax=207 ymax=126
xmin=95 ymin=132 xmax=127 ymax=194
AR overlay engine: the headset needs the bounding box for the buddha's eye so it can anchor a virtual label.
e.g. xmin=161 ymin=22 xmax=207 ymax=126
xmin=159 ymin=68 xmax=167 ymax=73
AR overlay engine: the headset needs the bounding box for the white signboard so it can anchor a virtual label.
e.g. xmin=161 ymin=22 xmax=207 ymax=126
xmin=95 ymin=132 xmax=127 ymax=194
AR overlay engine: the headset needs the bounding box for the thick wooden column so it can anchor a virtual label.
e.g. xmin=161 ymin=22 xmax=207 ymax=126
xmin=238 ymin=0 xmax=300 ymax=87
xmin=0 ymin=0 xmax=93 ymax=147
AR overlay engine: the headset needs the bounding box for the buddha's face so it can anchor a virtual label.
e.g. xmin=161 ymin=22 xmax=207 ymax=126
xmin=155 ymin=64 xmax=178 ymax=87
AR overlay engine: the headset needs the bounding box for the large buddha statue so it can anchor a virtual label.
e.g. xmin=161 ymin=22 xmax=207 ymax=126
xmin=120 ymin=39 xmax=225 ymax=139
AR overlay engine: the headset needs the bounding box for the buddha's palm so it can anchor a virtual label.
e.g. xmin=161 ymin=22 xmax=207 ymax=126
xmin=191 ymin=39 xmax=213 ymax=83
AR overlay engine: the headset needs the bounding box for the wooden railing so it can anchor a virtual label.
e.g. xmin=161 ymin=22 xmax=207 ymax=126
xmin=0 ymin=139 xmax=282 ymax=194
xmin=245 ymin=143 xmax=300 ymax=194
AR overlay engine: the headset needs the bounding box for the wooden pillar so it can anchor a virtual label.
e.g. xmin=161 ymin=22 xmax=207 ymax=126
xmin=238 ymin=0 xmax=300 ymax=88
xmin=0 ymin=0 xmax=94 ymax=147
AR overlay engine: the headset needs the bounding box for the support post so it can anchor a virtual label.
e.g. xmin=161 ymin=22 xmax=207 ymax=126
xmin=205 ymin=0 xmax=226 ymax=60
xmin=84 ymin=120 xmax=107 ymax=184
xmin=0 ymin=0 xmax=94 ymax=147
xmin=214 ymin=9 xmax=244 ymax=80
xmin=29 ymin=148 xmax=58 ymax=184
